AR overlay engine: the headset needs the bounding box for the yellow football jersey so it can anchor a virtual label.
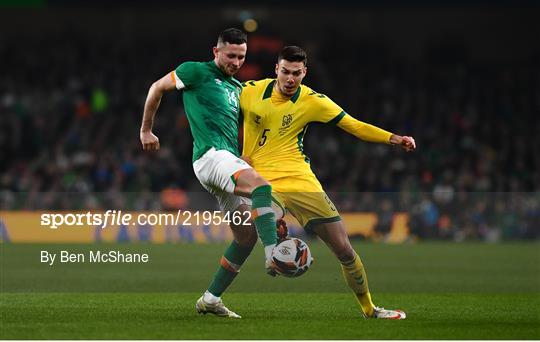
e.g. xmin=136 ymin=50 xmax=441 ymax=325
xmin=240 ymin=79 xmax=345 ymax=182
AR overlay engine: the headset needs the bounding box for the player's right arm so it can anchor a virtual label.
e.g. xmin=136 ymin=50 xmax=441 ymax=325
xmin=141 ymin=62 xmax=202 ymax=151
xmin=140 ymin=71 xmax=178 ymax=151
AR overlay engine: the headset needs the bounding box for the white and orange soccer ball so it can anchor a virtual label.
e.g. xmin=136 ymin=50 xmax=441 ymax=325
xmin=271 ymin=238 xmax=313 ymax=277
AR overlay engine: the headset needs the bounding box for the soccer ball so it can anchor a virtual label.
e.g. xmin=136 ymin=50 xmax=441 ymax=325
xmin=271 ymin=238 xmax=313 ymax=277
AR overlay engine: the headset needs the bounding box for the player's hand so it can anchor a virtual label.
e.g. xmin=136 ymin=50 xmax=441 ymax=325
xmin=401 ymin=136 xmax=416 ymax=152
xmin=276 ymin=218 xmax=289 ymax=242
xmin=140 ymin=130 xmax=160 ymax=151
xmin=390 ymin=134 xmax=416 ymax=152
xmin=240 ymin=155 xmax=253 ymax=166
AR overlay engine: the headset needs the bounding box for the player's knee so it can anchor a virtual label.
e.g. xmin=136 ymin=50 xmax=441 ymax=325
xmin=335 ymin=245 xmax=356 ymax=263
xmin=236 ymin=169 xmax=271 ymax=196
xmin=252 ymin=175 xmax=270 ymax=189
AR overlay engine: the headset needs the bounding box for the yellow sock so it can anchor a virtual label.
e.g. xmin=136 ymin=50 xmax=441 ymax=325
xmin=340 ymin=253 xmax=375 ymax=317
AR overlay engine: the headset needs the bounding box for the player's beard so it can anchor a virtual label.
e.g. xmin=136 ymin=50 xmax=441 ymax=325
xmin=227 ymin=65 xmax=239 ymax=75
xmin=218 ymin=60 xmax=238 ymax=76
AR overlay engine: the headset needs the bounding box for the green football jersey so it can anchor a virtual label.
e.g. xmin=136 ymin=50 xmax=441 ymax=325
xmin=174 ymin=61 xmax=242 ymax=162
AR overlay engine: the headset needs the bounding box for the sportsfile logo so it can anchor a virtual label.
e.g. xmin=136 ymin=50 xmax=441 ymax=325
xmin=40 ymin=210 xmax=251 ymax=229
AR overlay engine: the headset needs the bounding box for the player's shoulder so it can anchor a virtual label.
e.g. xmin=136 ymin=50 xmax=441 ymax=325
xmin=241 ymin=78 xmax=273 ymax=96
xmin=299 ymin=84 xmax=324 ymax=97
xmin=177 ymin=61 xmax=213 ymax=72
xmin=299 ymin=84 xmax=331 ymax=103
xmin=242 ymin=78 xmax=272 ymax=89
xmin=177 ymin=61 xmax=199 ymax=68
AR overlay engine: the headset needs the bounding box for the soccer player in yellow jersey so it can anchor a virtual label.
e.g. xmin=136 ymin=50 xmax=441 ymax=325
xmin=240 ymin=46 xmax=416 ymax=320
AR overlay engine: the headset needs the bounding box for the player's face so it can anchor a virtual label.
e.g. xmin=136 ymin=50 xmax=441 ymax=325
xmin=275 ymin=60 xmax=307 ymax=97
xmin=213 ymin=43 xmax=247 ymax=76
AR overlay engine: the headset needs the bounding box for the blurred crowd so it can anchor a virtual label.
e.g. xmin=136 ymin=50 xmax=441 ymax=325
xmin=1 ymin=31 xmax=538 ymax=241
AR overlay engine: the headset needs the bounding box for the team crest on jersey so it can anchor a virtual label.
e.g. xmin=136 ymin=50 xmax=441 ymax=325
xmin=254 ymin=115 xmax=262 ymax=125
xmin=279 ymin=114 xmax=294 ymax=136
xmin=282 ymin=114 xmax=293 ymax=127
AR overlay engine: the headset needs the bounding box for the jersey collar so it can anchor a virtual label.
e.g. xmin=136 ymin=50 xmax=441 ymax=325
xmin=263 ymin=79 xmax=301 ymax=103
xmin=209 ymin=61 xmax=227 ymax=77
xmin=209 ymin=61 xmax=242 ymax=88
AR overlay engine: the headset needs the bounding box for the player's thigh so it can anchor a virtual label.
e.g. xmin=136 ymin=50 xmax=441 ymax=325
xmin=274 ymin=177 xmax=354 ymax=261
xmin=193 ymin=148 xmax=251 ymax=194
xmin=311 ymin=221 xmax=355 ymax=262
xmin=282 ymin=189 xmax=340 ymax=229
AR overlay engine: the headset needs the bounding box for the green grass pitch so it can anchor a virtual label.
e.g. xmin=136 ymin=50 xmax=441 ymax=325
xmin=1 ymin=241 xmax=539 ymax=339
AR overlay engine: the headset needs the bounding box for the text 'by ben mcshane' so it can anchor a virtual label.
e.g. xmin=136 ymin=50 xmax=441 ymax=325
xmin=40 ymin=250 xmax=149 ymax=265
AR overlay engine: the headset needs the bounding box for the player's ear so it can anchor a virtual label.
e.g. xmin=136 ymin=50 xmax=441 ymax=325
xmin=213 ymin=46 xmax=219 ymax=59
xmin=275 ymin=63 xmax=279 ymax=76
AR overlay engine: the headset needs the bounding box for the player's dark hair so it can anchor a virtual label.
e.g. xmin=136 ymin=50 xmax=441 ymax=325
xmin=217 ymin=28 xmax=247 ymax=45
xmin=278 ymin=46 xmax=307 ymax=66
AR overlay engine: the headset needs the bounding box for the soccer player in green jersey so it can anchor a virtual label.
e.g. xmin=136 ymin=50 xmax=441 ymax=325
xmin=140 ymin=28 xmax=278 ymax=318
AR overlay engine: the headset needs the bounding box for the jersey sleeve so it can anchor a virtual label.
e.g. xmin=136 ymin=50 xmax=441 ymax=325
xmin=308 ymin=91 xmax=392 ymax=143
xmin=307 ymin=93 xmax=346 ymax=124
xmin=337 ymin=114 xmax=393 ymax=144
xmin=174 ymin=62 xmax=203 ymax=90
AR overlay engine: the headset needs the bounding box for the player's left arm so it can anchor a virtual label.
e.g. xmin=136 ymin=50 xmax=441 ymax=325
xmin=336 ymin=114 xmax=416 ymax=152
xmin=310 ymin=93 xmax=416 ymax=152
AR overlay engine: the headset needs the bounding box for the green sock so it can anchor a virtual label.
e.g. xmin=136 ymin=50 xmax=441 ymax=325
xmin=251 ymin=185 xmax=277 ymax=247
xmin=208 ymin=241 xmax=253 ymax=297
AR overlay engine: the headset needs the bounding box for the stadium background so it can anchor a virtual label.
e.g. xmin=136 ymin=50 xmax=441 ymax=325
xmin=1 ymin=1 xmax=538 ymax=242
xmin=0 ymin=1 xmax=539 ymax=340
